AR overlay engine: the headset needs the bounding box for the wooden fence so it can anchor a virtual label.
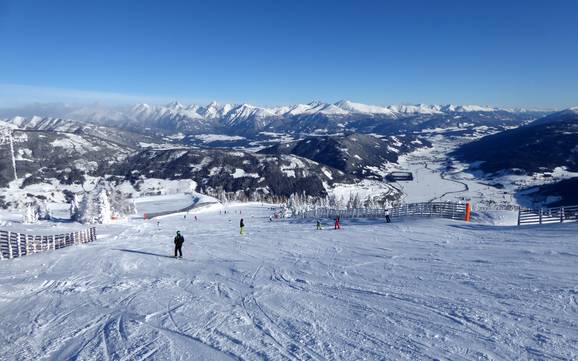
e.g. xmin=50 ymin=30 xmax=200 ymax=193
xmin=0 ymin=227 xmax=96 ymax=260
xmin=517 ymin=205 xmax=578 ymax=226
xmin=297 ymin=202 xmax=468 ymax=221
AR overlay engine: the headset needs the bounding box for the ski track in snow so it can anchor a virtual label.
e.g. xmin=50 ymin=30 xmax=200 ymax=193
xmin=1 ymin=205 xmax=577 ymax=360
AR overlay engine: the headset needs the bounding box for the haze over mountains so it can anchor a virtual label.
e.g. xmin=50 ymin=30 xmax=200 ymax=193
xmin=1 ymin=100 xmax=546 ymax=138
xmin=0 ymin=100 xmax=539 ymax=120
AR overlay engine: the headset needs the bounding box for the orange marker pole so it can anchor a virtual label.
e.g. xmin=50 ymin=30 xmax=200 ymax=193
xmin=465 ymin=202 xmax=471 ymax=222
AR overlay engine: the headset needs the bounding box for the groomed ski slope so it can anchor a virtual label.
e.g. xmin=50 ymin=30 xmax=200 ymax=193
xmin=1 ymin=204 xmax=577 ymax=360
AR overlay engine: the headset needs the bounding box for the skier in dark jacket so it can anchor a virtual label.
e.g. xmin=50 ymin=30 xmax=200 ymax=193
xmin=174 ymin=231 xmax=184 ymax=258
xmin=240 ymin=218 xmax=245 ymax=234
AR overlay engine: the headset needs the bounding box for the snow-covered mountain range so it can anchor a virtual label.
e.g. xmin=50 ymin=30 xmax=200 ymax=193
xmin=84 ymin=100 xmax=534 ymax=122
xmin=1 ymin=100 xmax=547 ymax=138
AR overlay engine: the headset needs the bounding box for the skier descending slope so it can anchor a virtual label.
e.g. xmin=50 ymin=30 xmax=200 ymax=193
xmin=385 ymin=208 xmax=391 ymax=223
xmin=334 ymin=216 xmax=341 ymax=230
xmin=174 ymin=231 xmax=184 ymax=258
xmin=240 ymin=218 xmax=245 ymax=234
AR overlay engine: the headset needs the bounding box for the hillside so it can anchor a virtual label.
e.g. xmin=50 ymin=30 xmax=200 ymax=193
xmin=452 ymin=108 xmax=578 ymax=175
xmin=112 ymin=148 xmax=354 ymax=199
xmin=0 ymin=130 xmax=133 ymax=189
xmin=258 ymin=133 xmax=430 ymax=178
xmin=3 ymin=116 xmax=160 ymax=148
xmin=518 ymin=177 xmax=578 ymax=207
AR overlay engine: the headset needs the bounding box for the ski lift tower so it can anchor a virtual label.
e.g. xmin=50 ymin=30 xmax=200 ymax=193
xmin=0 ymin=125 xmax=18 ymax=181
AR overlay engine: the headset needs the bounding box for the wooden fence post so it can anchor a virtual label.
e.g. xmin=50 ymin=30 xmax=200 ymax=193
xmin=560 ymin=207 xmax=565 ymax=223
xmin=539 ymin=209 xmax=543 ymax=225
xmin=22 ymin=234 xmax=28 ymax=256
xmin=0 ymin=231 xmax=5 ymax=260
xmin=25 ymin=235 xmax=30 ymax=255
xmin=16 ymin=233 xmax=22 ymax=257
xmin=7 ymin=231 xmax=13 ymax=259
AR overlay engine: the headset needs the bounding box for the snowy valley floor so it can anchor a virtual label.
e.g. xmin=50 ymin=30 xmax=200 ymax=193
xmin=1 ymin=204 xmax=577 ymax=360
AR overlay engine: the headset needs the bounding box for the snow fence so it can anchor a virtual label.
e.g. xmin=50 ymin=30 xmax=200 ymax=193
xmin=298 ymin=202 xmax=468 ymax=221
xmin=518 ymin=205 xmax=578 ymax=226
xmin=0 ymin=227 xmax=96 ymax=260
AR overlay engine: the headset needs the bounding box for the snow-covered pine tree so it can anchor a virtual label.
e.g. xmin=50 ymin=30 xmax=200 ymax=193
xmin=77 ymin=182 xmax=113 ymax=224
xmin=70 ymin=194 xmax=80 ymax=221
xmin=95 ymin=190 xmax=112 ymax=224
xmin=216 ymin=188 xmax=228 ymax=204
xmin=328 ymin=194 xmax=337 ymax=209
xmin=37 ymin=200 xmax=50 ymax=220
xmin=108 ymin=188 xmax=137 ymax=217
xmin=287 ymin=193 xmax=296 ymax=215
xmin=364 ymin=195 xmax=375 ymax=209
xmin=23 ymin=203 xmax=39 ymax=224
xmin=352 ymin=193 xmax=362 ymax=209
xmin=336 ymin=195 xmax=345 ymax=210
xmin=77 ymin=190 xmax=93 ymax=224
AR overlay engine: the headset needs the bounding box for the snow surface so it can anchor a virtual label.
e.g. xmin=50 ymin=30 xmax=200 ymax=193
xmin=1 ymin=203 xmax=577 ymax=360
xmin=194 ymin=134 xmax=246 ymax=143
xmin=231 ymin=169 xmax=259 ymax=179
xmin=334 ymin=101 xmax=396 ymax=116
xmin=389 ymin=134 xmax=545 ymax=210
xmin=330 ymin=180 xmax=399 ymax=203
xmin=133 ymin=194 xmax=199 ymax=216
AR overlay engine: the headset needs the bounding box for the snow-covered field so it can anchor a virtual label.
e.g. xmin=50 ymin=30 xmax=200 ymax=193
xmin=393 ymin=137 xmax=521 ymax=208
xmin=134 ymin=194 xmax=205 ymax=217
xmin=1 ymin=203 xmax=577 ymax=360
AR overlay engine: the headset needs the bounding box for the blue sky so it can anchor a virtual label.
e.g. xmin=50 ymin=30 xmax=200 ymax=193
xmin=0 ymin=0 xmax=577 ymax=108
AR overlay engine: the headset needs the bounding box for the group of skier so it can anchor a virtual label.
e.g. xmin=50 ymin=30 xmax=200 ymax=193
xmin=170 ymin=208 xmax=392 ymax=258
xmin=315 ymin=209 xmax=391 ymax=231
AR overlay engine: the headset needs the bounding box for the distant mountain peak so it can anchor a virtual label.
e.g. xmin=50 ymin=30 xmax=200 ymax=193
xmin=335 ymin=100 xmax=396 ymax=116
xmin=307 ymin=100 xmax=324 ymax=107
xmin=166 ymin=101 xmax=184 ymax=109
